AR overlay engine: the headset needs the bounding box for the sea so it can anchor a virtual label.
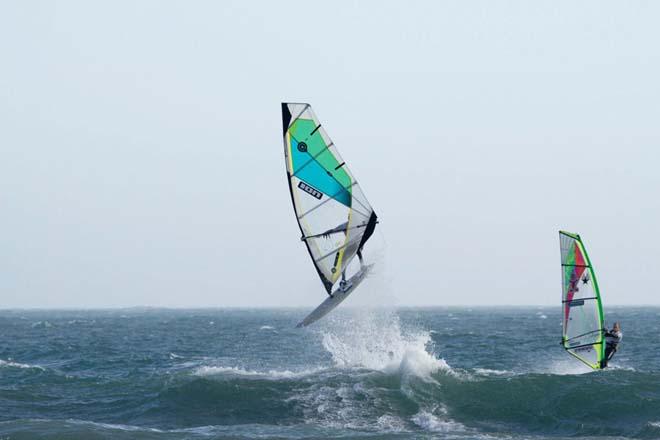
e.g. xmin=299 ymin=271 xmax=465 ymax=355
xmin=1 ymin=307 xmax=658 ymax=439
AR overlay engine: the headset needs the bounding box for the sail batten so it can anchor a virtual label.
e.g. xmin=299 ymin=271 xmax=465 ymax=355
xmin=282 ymin=102 xmax=377 ymax=291
xmin=559 ymin=231 xmax=605 ymax=370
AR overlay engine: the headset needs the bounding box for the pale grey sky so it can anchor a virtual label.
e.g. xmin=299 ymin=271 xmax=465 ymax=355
xmin=1 ymin=1 xmax=658 ymax=308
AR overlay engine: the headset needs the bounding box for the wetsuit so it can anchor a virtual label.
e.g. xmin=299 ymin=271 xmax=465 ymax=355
xmin=322 ymin=211 xmax=378 ymax=291
xmin=601 ymin=329 xmax=622 ymax=368
xmin=356 ymin=212 xmax=378 ymax=264
xmin=322 ymin=212 xmax=378 ymax=267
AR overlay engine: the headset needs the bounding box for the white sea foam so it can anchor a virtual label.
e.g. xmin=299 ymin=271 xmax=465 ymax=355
xmin=474 ymin=368 xmax=513 ymax=376
xmin=169 ymin=352 xmax=184 ymax=359
xmin=543 ymin=358 xmax=635 ymax=375
xmin=607 ymin=363 xmax=636 ymax=372
xmin=291 ymin=381 xmax=407 ymax=433
xmin=0 ymin=359 xmax=45 ymax=371
xmin=411 ymin=410 xmax=466 ymax=433
xmin=290 ymin=311 xmax=456 ymax=434
xmin=172 ymin=360 xmax=202 ymax=370
xmin=541 ymin=358 xmax=593 ymax=375
xmin=193 ymin=365 xmax=323 ymax=379
xmin=259 ymin=325 xmax=275 ymax=330
xmin=65 ymin=418 xmax=164 ymax=432
xmin=375 ymin=414 xmax=406 ymax=432
xmin=319 ymin=310 xmax=450 ymax=380
xmin=14 ymin=419 xmax=324 ymax=438
xmin=62 ymin=419 xmax=221 ymax=436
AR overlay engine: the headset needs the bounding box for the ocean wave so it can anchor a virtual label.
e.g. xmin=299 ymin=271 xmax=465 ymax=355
xmin=0 ymin=358 xmax=45 ymax=371
xmin=473 ymin=368 xmax=514 ymax=377
xmin=192 ymin=365 xmax=325 ymax=379
xmin=0 ymin=418 xmax=364 ymax=439
xmin=67 ymin=319 xmax=95 ymax=325
xmin=64 ymin=419 xmax=165 ymax=433
xmin=535 ymin=358 xmax=594 ymax=376
xmin=3 ymin=308 xmax=658 ymax=440
xmin=60 ymin=419 xmax=231 ymax=436
xmin=607 ymin=364 xmax=636 ymax=372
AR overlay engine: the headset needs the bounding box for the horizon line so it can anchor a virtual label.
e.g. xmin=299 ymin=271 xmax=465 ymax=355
xmin=0 ymin=304 xmax=652 ymax=311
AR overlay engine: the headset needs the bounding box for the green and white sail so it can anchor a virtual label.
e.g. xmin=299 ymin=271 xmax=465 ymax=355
xmin=559 ymin=231 xmax=605 ymax=370
xmin=281 ymin=103 xmax=378 ymax=294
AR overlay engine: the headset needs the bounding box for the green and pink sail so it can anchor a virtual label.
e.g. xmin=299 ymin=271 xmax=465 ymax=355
xmin=559 ymin=231 xmax=606 ymax=369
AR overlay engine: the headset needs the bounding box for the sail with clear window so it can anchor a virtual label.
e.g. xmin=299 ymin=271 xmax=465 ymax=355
xmin=281 ymin=102 xmax=378 ymax=308
xmin=559 ymin=231 xmax=605 ymax=369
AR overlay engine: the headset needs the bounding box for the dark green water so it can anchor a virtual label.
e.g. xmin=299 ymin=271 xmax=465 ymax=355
xmin=0 ymin=307 xmax=657 ymax=439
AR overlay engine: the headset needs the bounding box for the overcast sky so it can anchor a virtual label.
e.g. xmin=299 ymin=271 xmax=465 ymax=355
xmin=1 ymin=1 xmax=658 ymax=308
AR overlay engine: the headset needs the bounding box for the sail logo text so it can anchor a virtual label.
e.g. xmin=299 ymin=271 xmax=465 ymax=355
xmin=298 ymin=182 xmax=323 ymax=200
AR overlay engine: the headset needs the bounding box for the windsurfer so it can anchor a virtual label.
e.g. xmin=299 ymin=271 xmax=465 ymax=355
xmin=321 ymin=213 xmax=378 ymax=292
xmin=600 ymin=322 xmax=622 ymax=368
xmin=321 ymin=221 xmax=349 ymax=239
xmin=322 ymin=221 xmax=352 ymax=291
xmin=322 ymin=214 xmax=378 ymax=268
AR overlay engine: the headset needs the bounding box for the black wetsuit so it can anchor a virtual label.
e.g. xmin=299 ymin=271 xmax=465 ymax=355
xmin=356 ymin=212 xmax=378 ymax=263
xmin=324 ymin=211 xmax=378 ymax=294
xmin=323 ymin=211 xmax=378 ymax=264
xmin=601 ymin=329 xmax=622 ymax=368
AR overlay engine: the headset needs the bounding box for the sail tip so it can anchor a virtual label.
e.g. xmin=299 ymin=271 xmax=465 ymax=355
xmin=559 ymin=230 xmax=580 ymax=239
xmin=281 ymin=102 xmax=312 ymax=135
xmin=281 ymin=103 xmax=292 ymax=136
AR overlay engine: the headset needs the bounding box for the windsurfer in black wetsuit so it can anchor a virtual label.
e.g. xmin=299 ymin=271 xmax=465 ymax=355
xmin=321 ymin=212 xmax=378 ymax=291
xmin=600 ymin=322 xmax=622 ymax=369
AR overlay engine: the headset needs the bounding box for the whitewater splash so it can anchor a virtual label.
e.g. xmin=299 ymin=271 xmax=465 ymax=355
xmin=318 ymin=309 xmax=450 ymax=380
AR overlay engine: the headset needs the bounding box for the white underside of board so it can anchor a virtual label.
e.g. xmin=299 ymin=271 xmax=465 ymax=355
xmin=296 ymin=264 xmax=373 ymax=328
